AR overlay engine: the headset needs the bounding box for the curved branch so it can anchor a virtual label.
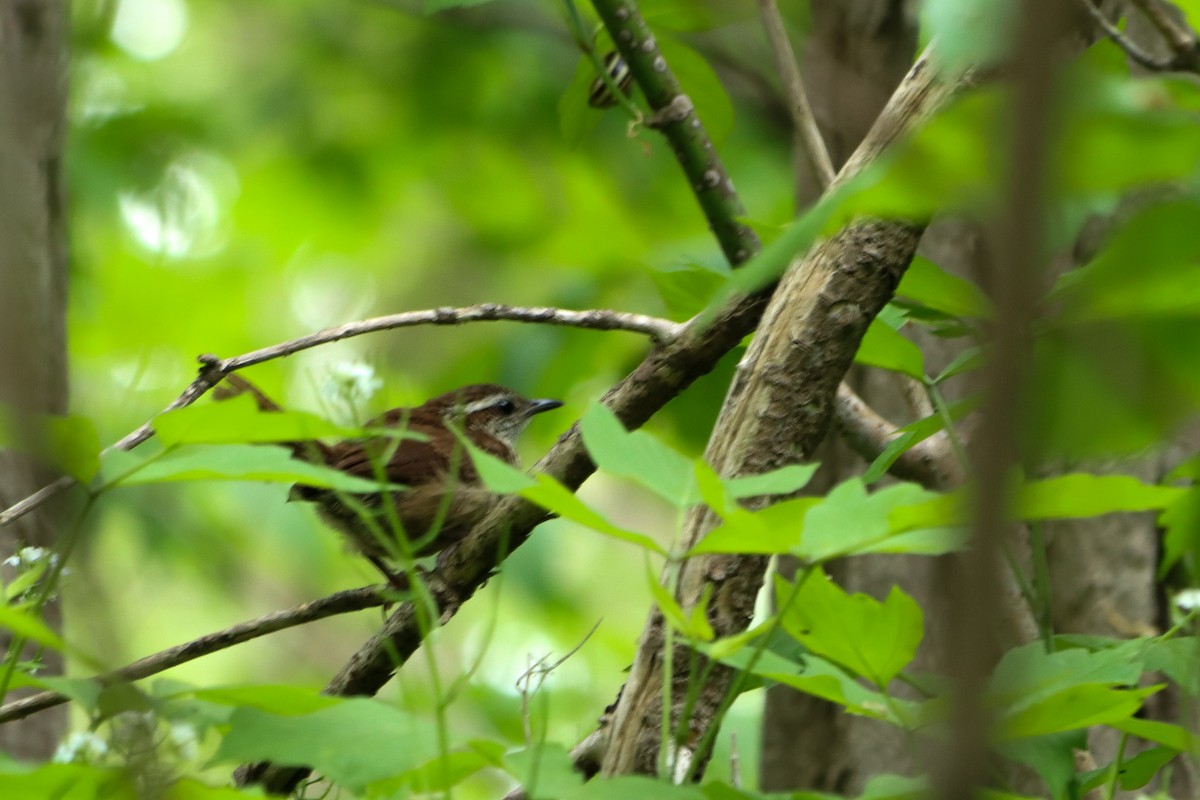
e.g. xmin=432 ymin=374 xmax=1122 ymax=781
xmin=1077 ymin=0 xmax=1174 ymax=70
xmin=0 ymin=304 xmax=681 ymax=529
xmin=833 ymin=383 xmax=964 ymax=490
xmin=0 ymin=585 xmax=389 ymax=724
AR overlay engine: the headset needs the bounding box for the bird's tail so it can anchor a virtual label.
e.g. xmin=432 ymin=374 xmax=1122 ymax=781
xmin=213 ymin=374 xmax=333 ymax=463
xmin=212 ymin=373 xmax=284 ymax=412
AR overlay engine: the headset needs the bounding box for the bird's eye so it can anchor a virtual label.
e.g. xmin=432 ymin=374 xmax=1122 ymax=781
xmin=496 ymin=398 xmax=515 ymax=415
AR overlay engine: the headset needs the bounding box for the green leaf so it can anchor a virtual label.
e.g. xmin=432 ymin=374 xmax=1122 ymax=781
xmin=457 ymin=432 xmax=538 ymax=493
xmin=381 ymin=745 xmax=497 ymax=794
xmin=647 ymin=563 xmax=714 ymax=642
xmin=799 ymin=479 xmax=940 ymax=561
xmin=503 ymin=743 xmax=586 ymax=800
xmin=1107 ymin=745 xmax=1179 ymax=791
xmin=649 ymin=259 xmax=730 ymax=318
xmin=523 ymin=474 xmax=667 ymax=555
xmin=995 ymin=683 xmax=1158 ymax=741
xmin=989 ymin=643 xmax=1143 ymax=704
xmin=723 ymin=463 xmax=817 ymax=499
xmin=422 ymin=0 xmax=495 ymax=12
xmin=4 ymin=558 xmax=49 ymax=602
xmin=895 ymin=256 xmax=992 ymax=319
xmin=1015 ymin=474 xmax=1184 ymax=519
xmin=863 ymin=398 xmax=976 ymax=484
xmin=154 ymin=393 xmax=359 ymax=446
xmin=890 ymin=474 xmax=1184 ymax=531
xmin=1056 ymin=74 xmax=1200 ymax=195
xmin=0 ymin=606 xmax=69 ymax=654
xmin=997 ymin=731 xmax=1088 ymax=800
xmin=167 ymin=778 xmax=266 ymax=799
xmin=855 ymin=774 xmax=929 ymax=800
xmin=460 ymin=430 xmax=666 ymax=554
xmin=211 ymin=700 xmax=440 ymax=791
xmin=703 ymin=173 xmax=867 ymax=312
xmin=0 ymin=763 xmax=136 ymax=799
xmin=988 ymin=644 xmax=1154 ymax=740
xmin=97 ymin=444 xmax=397 ymax=492
xmin=0 ymin=406 xmax=101 ymax=483
xmin=562 ymin=775 xmax=705 ymax=800
xmin=777 ymin=569 xmax=923 ymax=688
xmin=933 ymin=347 xmax=984 ymax=383
xmin=580 ymin=403 xmax=696 ymax=507
xmin=920 ymin=0 xmax=1016 ymax=73
xmin=688 ymin=496 xmax=819 ymax=556
xmin=31 ymin=676 xmax=104 ymax=715
xmin=855 ymin=319 xmax=925 ymax=379
xmin=97 ymin=683 xmax=157 ymax=721
xmin=715 ymin=645 xmax=912 ymax=725
xmin=858 ymin=526 xmax=969 ymax=557
xmin=1139 ymin=636 xmax=1200 ymax=697
xmin=190 ymin=684 xmax=339 ymax=715
xmin=1111 ymin=716 xmax=1200 ymax=753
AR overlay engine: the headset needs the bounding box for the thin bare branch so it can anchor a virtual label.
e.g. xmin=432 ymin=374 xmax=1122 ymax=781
xmin=0 ymin=585 xmax=389 ymax=724
xmin=1078 ymin=0 xmax=1175 ymax=70
xmin=0 ymin=304 xmax=681 ymax=529
xmin=758 ymin=0 xmax=836 ymax=188
xmin=1131 ymin=0 xmax=1200 ymax=68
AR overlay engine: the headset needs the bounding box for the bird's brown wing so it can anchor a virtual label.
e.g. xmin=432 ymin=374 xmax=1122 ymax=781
xmin=322 ymin=425 xmax=478 ymax=488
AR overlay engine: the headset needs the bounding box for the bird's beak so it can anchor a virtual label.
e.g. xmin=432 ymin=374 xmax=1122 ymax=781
xmin=528 ymin=399 xmax=563 ymax=416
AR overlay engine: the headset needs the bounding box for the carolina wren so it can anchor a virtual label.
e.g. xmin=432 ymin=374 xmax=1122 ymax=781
xmin=215 ymin=376 xmax=561 ymax=586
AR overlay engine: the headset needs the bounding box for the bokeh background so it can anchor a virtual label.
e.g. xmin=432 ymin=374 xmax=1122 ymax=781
xmin=64 ymin=0 xmax=800 ymax=789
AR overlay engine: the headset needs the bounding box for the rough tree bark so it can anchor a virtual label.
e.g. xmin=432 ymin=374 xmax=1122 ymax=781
xmin=0 ymin=0 xmax=71 ymax=760
xmin=762 ymin=2 xmax=1194 ymax=797
xmin=598 ymin=45 xmax=964 ymax=776
xmin=759 ymin=3 xmax=922 ymax=792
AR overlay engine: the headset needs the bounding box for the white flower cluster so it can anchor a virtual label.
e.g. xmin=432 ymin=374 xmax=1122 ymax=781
xmin=1174 ymin=588 xmax=1200 ymax=612
xmin=53 ymin=731 xmax=109 ymax=764
xmin=3 ymin=546 xmax=58 ymax=570
xmin=322 ymin=361 xmax=383 ymax=405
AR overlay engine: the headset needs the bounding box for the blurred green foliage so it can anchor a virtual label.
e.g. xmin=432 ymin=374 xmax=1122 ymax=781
xmin=2 ymin=0 xmax=1200 ymax=797
xmin=51 ymin=0 xmax=786 ymax=795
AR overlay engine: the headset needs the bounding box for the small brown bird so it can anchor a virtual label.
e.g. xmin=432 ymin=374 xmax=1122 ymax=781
xmin=215 ymin=375 xmax=561 ymax=586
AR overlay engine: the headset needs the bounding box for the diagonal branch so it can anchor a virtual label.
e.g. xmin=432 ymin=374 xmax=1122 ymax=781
xmin=236 ymin=0 xmax=769 ymax=788
xmin=599 ymin=44 xmax=960 ymax=776
xmin=1078 ymin=0 xmax=1176 ymax=70
xmin=0 ymin=585 xmax=389 ymax=724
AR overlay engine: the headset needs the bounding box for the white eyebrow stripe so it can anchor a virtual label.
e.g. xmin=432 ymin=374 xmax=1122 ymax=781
xmin=463 ymin=395 xmax=508 ymax=415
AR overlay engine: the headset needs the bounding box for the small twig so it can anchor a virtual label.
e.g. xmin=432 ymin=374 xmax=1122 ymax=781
xmin=0 ymin=585 xmax=389 ymax=724
xmin=0 ymin=304 xmax=682 ymax=529
xmin=1131 ymin=0 xmax=1200 ymax=68
xmin=758 ymin=0 xmax=836 ymax=188
xmin=516 ymin=620 xmax=601 ymax=743
xmin=1077 ymin=0 xmax=1175 ymax=70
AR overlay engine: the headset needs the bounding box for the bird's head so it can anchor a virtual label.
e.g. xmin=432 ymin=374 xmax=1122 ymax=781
xmin=442 ymin=384 xmax=562 ymax=445
xmin=369 ymin=384 xmax=561 ymax=447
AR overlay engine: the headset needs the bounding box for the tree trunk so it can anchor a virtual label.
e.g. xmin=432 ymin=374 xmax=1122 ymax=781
xmin=759 ymin=3 xmax=920 ymax=791
xmin=0 ymin=0 xmax=71 ymax=760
